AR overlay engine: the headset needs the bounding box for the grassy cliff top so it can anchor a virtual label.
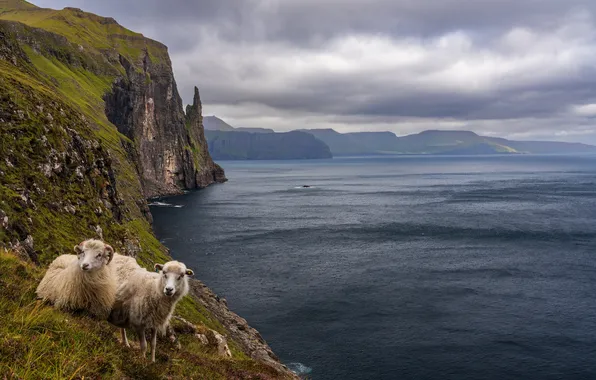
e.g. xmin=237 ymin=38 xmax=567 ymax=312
xmin=0 ymin=0 xmax=168 ymax=62
xmin=0 ymin=0 xmax=37 ymax=11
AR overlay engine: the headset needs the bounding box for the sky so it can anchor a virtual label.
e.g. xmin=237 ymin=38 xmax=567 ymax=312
xmin=34 ymin=0 xmax=596 ymax=142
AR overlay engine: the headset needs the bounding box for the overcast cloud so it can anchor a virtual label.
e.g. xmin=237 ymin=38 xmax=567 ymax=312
xmin=35 ymin=0 xmax=596 ymax=142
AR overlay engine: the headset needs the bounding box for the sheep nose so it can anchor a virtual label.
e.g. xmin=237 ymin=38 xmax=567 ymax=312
xmin=165 ymin=287 xmax=174 ymax=294
xmin=81 ymin=263 xmax=90 ymax=270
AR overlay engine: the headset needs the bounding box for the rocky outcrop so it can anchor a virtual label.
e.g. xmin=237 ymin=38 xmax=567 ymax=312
xmin=189 ymin=280 xmax=298 ymax=378
xmin=185 ymin=87 xmax=227 ymax=187
xmin=105 ymin=55 xmax=226 ymax=198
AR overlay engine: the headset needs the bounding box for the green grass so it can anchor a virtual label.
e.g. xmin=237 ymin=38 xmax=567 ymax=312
xmin=0 ymin=6 xmax=168 ymax=63
xmin=0 ymin=0 xmax=36 ymax=11
xmin=0 ymin=13 xmax=289 ymax=380
xmin=0 ymin=250 xmax=286 ymax=379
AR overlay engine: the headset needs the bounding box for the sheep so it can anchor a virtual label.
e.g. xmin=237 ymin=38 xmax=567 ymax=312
xmin=36 ymin=239 xmax=117 ymax=319
xmin=111 ymin=252 xmax=142 ymax=284
xmin=108 ymin=260 xmax=194 ymax=362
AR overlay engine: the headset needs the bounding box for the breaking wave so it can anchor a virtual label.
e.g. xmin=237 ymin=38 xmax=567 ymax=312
xmin=287 ymin=362 xmax=312 ymax=375
xmin=148 ymin=201 xmax=183 ymax=208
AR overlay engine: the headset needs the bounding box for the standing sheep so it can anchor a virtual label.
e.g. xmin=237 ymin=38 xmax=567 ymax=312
xmin=36 ymin=239 xmax=117 ymax=319
xmin=108 ymin=260 xmax=194 ymax=362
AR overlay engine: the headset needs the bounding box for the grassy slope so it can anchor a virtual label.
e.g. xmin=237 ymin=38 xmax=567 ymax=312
xmin=0 ymin=250 xmax=281 ymax=379
xmin=0 ymin=3 xmax=288 ymax=378
xmin=0 ymin=0 xmax=36 ymax=11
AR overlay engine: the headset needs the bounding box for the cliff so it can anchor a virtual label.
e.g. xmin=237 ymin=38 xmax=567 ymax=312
xmin=104 ymin=52 xmax=227 ymax=197
xmin=206 ymin=130 xmax=333 ymax=160
xmin=185 ymin=87 xmax=227 ymax=187
xmin=299 ymin=129 xmax=596 ymax=155
xmin=0 ymin=2 xmax=293 ymax=378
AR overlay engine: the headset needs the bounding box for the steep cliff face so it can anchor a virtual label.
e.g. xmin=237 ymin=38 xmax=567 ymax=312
xmin=104 ymin=53 xmax=226 ymax=197
xmin=0 ymin=2 xmax=293 ymax=378
xmin=185 ymin=87 xmax=227 ymax=187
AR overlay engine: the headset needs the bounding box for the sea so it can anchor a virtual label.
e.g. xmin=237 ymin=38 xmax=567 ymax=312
xmin=150 ymin=154 xmax=596 ymax=380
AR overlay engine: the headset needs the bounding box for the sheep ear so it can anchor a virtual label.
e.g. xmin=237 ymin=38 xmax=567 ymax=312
xmin=104 ymin=245 xmax=114 ymax=264
xmin=74 ymin=243 xmax=83 ymax=254
xmin=154 ymin=264 xmax=164 ymax=272
xmin=185 ymin=269 xmax=194 ymax=276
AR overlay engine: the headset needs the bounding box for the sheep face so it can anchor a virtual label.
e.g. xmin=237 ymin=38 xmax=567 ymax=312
xmin=74 ymin=239 xmax=114 ymax=272
xmin=154 ymin=261 xmax=194 ymax=297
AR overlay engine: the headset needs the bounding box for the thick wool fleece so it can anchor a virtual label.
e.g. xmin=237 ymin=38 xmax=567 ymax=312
xmin=36 ymin=254 xmax=117 ymax=319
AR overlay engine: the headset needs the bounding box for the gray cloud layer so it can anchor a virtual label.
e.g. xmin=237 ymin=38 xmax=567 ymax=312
xmin=35 ymin=0 xmax=596 ymax=142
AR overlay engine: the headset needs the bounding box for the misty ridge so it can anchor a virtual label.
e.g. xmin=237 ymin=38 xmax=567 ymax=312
xmin=204 ymin=116 xmax=596 ymax=160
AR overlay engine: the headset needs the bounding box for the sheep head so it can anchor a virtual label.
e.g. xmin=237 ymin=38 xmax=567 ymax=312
xmin=154 ymin=261 xmax=194 ymax=297
xmin=74 ymin=239 xmax=114 ymax=272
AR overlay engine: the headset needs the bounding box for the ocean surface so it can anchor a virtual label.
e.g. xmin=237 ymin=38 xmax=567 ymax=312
xmin=150 ymin=155 xmax=596 ymax=380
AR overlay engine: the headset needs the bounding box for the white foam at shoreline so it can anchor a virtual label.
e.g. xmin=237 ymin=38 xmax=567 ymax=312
xmin=148 ymin=201 xmax=183 ymax=208
xmin=287 ymin=362 xmax=312 ymax=375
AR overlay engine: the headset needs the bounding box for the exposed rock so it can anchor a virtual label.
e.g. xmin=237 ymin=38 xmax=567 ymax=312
xmin=0 ymin=210 xmax=7 ymax=229
xmin=184 ymin=87 xmax=228 ymax=188
xmin=75 ymin=166 xmax=84 ymax=180
xmin=63 ymin=204 xmax=76 ymax=215
xmin=188 ymin=280 xmax=297 ymax=377
xmin=211 ymin=330 xmax=232 ymax=358
xmin=195 ymin=333 xmax=209 ymax=346
xmin=122 ymin=237 xmax=141 ymax=258
xmin=10 ymin=235 xmax=37 ymax=263
xmin=104 ymin=56 xmax=226 ymax=197
xmin=94 ymin=225 xmax=103 ymax=240
xmin=171 ymin=316 xmax=232 ymax=358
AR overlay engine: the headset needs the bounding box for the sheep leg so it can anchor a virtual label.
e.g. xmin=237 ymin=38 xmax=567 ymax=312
xmin=121 ymin=328 xmax=130 ymax=348
xmin=150 ymin=328 xmax=158 ymax=362
xmin=137 ymin=327 xmax=147 ymax=358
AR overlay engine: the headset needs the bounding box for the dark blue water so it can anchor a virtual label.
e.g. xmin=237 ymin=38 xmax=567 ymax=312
xmin=150 ymin=155 xmax=596 ymax=380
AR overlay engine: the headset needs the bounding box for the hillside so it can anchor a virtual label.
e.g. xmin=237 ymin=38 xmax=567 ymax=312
xmin=204 ymin=115 xmax=236 ymax=131
xmin=299 ymin=129 xmax=402 ymax=155
xmin=298 ymin=129 xmax=596 ymax=156
xmin=0 ymin=1 xmax=294 ymax=378
xmin=206 ymin=130 xmax=333 ymax=160
xmin=204 ymin=115 xmax=275 ymax=133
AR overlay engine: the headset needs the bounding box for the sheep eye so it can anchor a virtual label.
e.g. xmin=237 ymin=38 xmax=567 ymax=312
xmin=96 ymin=254 xmax=102 ymax=258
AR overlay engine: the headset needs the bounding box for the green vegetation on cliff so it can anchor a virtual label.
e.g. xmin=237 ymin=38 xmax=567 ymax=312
xmin=0 ymin=1 xmax=290 ymax=378
xmin=0 ymin=250 xmax=282 ymax=379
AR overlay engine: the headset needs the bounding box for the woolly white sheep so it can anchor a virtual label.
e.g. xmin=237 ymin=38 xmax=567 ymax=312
xmin=111 ymin=252 xmax=142 ymax=283
xmin=108 ymin=260 xmax=194 ymax=362
xmin=36 ymin=239 xmax=117 ymax=319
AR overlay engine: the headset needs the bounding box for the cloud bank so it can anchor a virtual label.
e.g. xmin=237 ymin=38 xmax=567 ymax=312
xmin=35 ymin=0 xmax=596 ymax=142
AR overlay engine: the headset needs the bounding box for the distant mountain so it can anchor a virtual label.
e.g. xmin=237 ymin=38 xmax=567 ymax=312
xmin=298 ymin=129 xmax=401 ymax=155
xmin=205 ymin=117 xmax=596 ymax=157
xmin=203 ymin=116 xmax=236 ymax=131
xmin=346 ymin=132 xmax=402 ymax=153
xmin=237 ymin=127 xmax=276 ymax=133
xmin=492 ymin=139 xmax=596 ymax=154
xmin=396 ymin=130 xmax=596 ymax=154
xmin=203 ymin=116 xmax=274 ymax=133
xmin=206 ymin=130 xmax=332 ymax=160
xmin=298 ymin=129 xmax=596 ymax=156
